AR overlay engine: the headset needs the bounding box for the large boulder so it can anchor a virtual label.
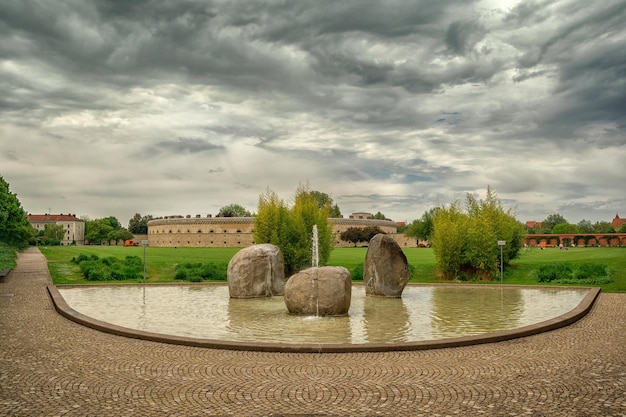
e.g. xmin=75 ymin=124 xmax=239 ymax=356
xmin=227 ymin=244 xmax=285 ymax=298
xmin=364 ymin=234 xmax=410 ymax=297
xmin=284 ymin=266 xmax=351 ymax=316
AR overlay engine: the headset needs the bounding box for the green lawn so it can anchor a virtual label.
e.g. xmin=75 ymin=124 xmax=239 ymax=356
xmin=39 ymin=245 xmax=626 ymax=292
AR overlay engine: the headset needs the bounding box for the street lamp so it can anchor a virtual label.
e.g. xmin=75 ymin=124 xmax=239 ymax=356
xmin=497 ymin=240 xmax=506 ymax=284
xmin=141 ymin=240 xmax=149 ymax=283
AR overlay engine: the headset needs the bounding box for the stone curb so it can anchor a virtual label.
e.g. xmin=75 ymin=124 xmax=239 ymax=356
xmin=47 ymin=284 xmax=600 ymax=353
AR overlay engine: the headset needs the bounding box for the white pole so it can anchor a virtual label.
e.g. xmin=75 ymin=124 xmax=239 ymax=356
xmin=497 ymin=240 xmax=506 ymax=285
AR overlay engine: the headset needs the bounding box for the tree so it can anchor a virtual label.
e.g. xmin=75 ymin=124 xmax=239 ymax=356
xmin=404 ymin=208 xmax=437 ymax=244
xmin=218 ymin=204 xmax=251 ymax=217
xmin=552 ymin=223 xmax=579 ymax=234
xmin=577 ymin=219 xmax=594 ymax=233
xmin=254 ymin=185 xmax=334 ymax=275
xmin=109 ymin=228 xmax=134 ymax=245
xmin=128 ymin=213 xmax=153 ymax=234
xmin=85 ymin=218 xmax=114 ymax=245
xmin=542 ymin=213 xmax=568 ymax=233
xmin=339 ymin=226 xmax=383 ymax=247
xmin=0 ymin=176 xmax=33 ymax=248
xmin=431 ymin=187 xmax=524 ymax=281
xmin=593 ymin=221 xmax=615 ymax=233
xmin=103 ymin=216 xmax=122 ymax=230
xmin=330 ymin=203 xmax=342 ymax=218
xmin=372 ymin=211 xmax=386 ymax=220
xmin=44 ymin=223 xmax=66 ymax=242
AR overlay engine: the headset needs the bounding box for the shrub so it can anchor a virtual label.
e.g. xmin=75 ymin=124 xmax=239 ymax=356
xmin=537 ymin=263 xmax=573 ymax=283
xmin=351 ymin=263 xmax=363 ymax=280
xmin=74 ymin=255 xmax=143 ymax=281
xmin=536 ymin=262 xmax=611 ymax=285
xmin=71 ymin=253 xmax=90 ymax=264
xmin=174 ymin=262 xmax=227 ymax=281
xmin=0 ymin=243 xmax=17 ymax=270
xmin=574 ymin=263 xmax=607 ymax=280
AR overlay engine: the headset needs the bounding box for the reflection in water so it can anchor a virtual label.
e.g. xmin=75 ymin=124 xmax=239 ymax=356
xmin=362 ymin=295 xmax=410 ymax=343
xmin=58 ymin=285 xmax=588 ymax=345
xmin=430 ymin=287 xmax=523 ymax=338
xmin=226 ymin=297 xmax=353 ymax=344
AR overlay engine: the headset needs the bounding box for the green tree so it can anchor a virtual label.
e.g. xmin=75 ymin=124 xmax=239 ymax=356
xmin=577 ymin=219 xmax=594 ymax=233
xmin=593 ymin=221 xmax=615 ymax=233
xmin=542 ymin=213 xmax=568 ymax=233
xmin=85 ymin=219 xmax=114 ymax=245
xmin=0 ymin=176 xmax=33 ymax=248
xmin=218 ymin=204 xmax=251 ymax=217
xmin=103 ymin=216 xmax=122 ymax=230
xmin=552 ymin=223 xmax=579 ymax=234
xmin=109 ymin=228 xmax=134 ymax=245
xmin=404 ymin=208 xmax=437 ymax=244
xmin=339 ymin=226 xmax=383 ymax=247
xmin=44 ymin=223 xmax=66 ymax=241
xmin=431 ymin=187 xmax=524 ymax=280
xmin=372 ymin=211 xmax=386 ymax=220
xmin=619 ymin=224 xmax=626 ymax=233
xmin=330 ymin=203 xmax=342 ymax=218
xmin=128 ymin=213 xmax=153 ymax=234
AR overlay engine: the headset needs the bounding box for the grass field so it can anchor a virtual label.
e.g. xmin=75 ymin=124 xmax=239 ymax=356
xmin=39 ymin=245 xmax=626 ymax=292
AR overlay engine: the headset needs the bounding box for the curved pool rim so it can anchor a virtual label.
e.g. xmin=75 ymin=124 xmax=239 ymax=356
xmin=47 ymin=284 xmax=600 ymax=353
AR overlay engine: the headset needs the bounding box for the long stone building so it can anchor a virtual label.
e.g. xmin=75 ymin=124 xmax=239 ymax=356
xmin=147 ymin=213 xmax=418 ymax=248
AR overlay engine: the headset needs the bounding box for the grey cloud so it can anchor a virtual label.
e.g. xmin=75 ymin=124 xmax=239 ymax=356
xmin=156 ymin=138 xmax=224 ymax=154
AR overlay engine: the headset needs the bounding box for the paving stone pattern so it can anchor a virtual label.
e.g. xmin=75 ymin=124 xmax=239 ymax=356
xmin=1 ymin=248 xmax=625 ymax=417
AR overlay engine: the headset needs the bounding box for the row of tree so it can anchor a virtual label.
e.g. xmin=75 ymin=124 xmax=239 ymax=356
xmin=527 ymin=213 xmax=626 ymax=234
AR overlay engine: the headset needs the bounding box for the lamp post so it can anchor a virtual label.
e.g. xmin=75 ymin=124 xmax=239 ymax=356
xmin=141 ymin=240 xmax=149 ymax=283
xmin=497 ymin=240 xmax=506 ymax=285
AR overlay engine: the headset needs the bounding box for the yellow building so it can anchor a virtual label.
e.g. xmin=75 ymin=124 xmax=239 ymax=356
xmin=147 ymin=213 xmax=417 ymax=248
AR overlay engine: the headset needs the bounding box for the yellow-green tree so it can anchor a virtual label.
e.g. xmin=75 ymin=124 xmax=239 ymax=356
xmin=431 ymin=187 xmax=524 ymax=280
xmin=254 ymin=185 xmax=333 ymax=275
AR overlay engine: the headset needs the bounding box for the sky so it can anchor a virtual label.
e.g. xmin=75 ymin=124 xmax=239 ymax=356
xmin=1 ymin=0 xmax=625 ymax=227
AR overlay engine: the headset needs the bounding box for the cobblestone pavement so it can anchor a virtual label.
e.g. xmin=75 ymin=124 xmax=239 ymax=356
xmin=1 ymin=248 xmax=625 ymax=417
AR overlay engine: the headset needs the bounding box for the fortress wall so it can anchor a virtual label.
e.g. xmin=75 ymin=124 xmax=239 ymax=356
xmin=148 ymin=217 xmax=419 ymax=248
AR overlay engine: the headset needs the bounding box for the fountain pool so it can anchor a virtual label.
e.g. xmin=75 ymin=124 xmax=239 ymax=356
xmin=54 ymin=284 xmax=593 ymax=351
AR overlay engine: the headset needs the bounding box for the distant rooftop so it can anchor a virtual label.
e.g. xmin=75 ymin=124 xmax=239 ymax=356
xmin=27 ymin=214 xmax=83 ymax=222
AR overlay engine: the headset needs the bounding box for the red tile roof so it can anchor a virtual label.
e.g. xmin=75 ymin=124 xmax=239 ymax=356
xmin=27 ymin=214 xmax=83 ymax=222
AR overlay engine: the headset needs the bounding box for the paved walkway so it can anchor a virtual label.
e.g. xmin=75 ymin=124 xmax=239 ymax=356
xmin=1 ymin=248 xmax=624 ymax=417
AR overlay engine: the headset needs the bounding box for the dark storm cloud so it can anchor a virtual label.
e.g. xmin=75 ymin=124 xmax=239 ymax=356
xmin=1 ymin=0 xmax=624 ymax=224
xmin=156 ymin=138 xmax=223 ymax=153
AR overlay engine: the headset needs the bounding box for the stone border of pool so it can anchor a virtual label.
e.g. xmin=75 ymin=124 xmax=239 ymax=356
xmin=46 ymin=284 xmax=600 ymax=353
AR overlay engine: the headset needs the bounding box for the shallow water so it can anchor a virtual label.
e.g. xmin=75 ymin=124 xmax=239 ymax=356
xmin=58 ymin=285 xmax=588 ymax=345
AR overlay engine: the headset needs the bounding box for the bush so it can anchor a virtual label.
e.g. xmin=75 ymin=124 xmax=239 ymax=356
xmin=574 ymin=263 xmax=607 ymax=280
xmin=174 ymin=262 xmax=227 ymax=281
xmin=351 ymin=263 xmax=363 ymax=280
xmin=74 ymin=255 xmax=143 ymax=281
xmin=537 ymin=262 xmax=611 ymax=285
xmin=71 ymin=253 xmax=91 ymax=264
xmin=537 ymin=263 xmax=573 ymax=283
xmin=0 ymin=243 xmax=17 ymax=270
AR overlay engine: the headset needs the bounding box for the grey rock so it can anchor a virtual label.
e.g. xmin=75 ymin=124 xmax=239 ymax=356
xmin=227 ymin=244 xmax=285 ymax=298
xmin=364 ymin=234 xmax=410 ymax=297
xmin=284 ymin=266 xmax=351 ymax=316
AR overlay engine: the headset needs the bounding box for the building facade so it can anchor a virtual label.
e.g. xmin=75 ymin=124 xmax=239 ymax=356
xmin=147 ymin=213 xmax=419 ymax=248
xmin=27 ymin=214 xmax=85 ymax=246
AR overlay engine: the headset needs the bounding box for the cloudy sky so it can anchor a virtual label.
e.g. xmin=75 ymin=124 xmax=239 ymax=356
xmin=1 ymin=0 xmax=624 ymax=227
